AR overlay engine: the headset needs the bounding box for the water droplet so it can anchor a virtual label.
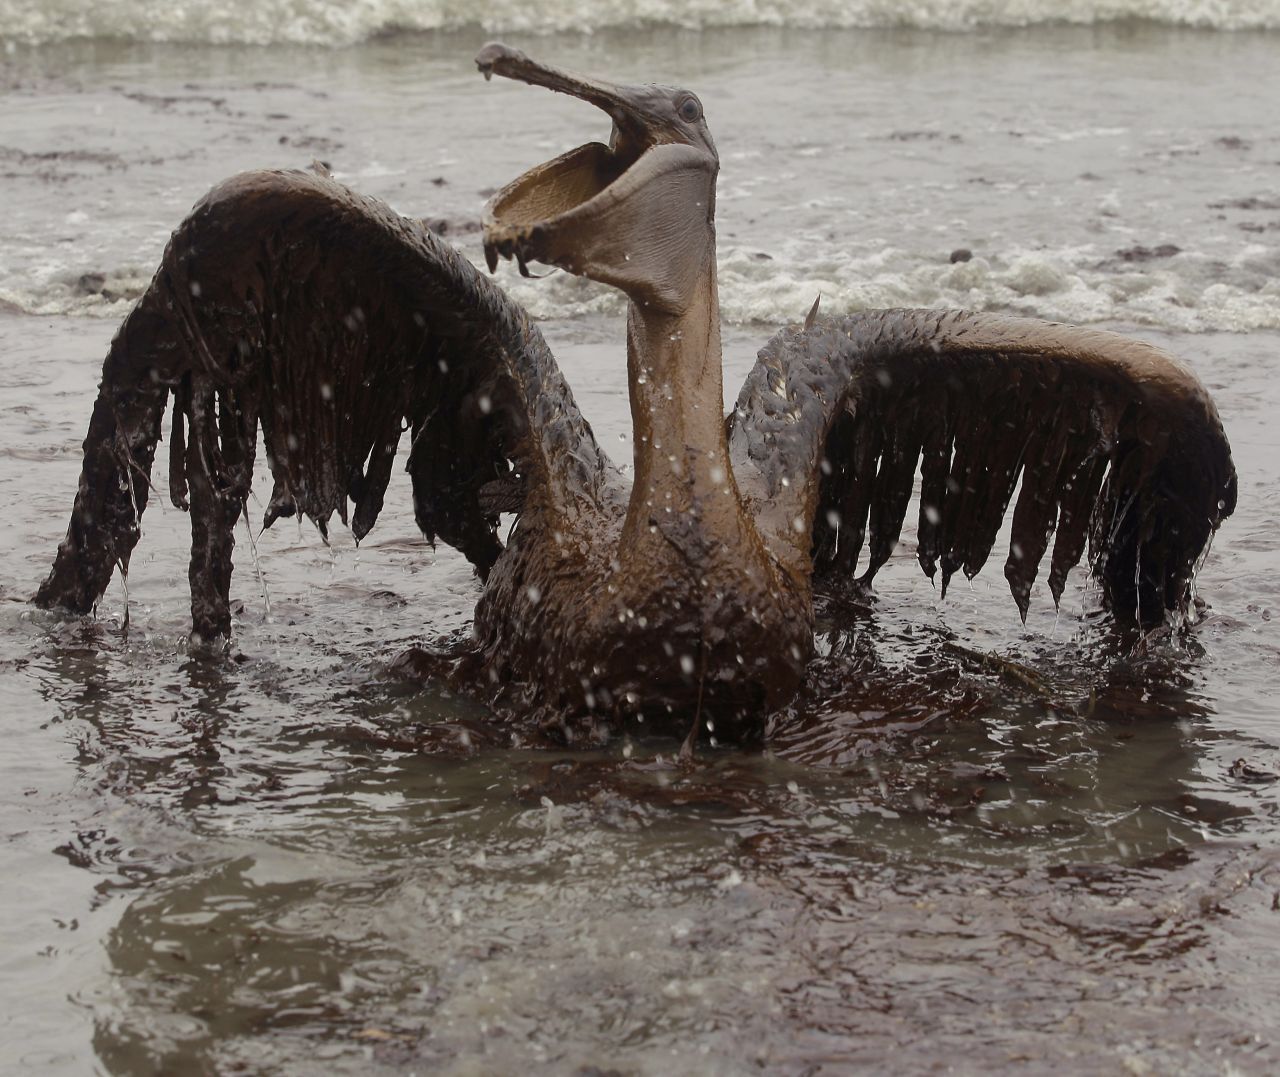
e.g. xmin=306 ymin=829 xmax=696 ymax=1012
xmin=680 ymin=654 xmax=695 ymax=675
xmin=710 ymin=465 xmax=726 ymax=484
xmin=525 ymin=584 xmax=541 ymax=604
xmin=478 ymin=394 xmax=492 ymax=415
xmin=438 ymin=358 xmax=449 ymax=373
xmin=319 ymin=382 xmax=333 ymax=401
xmin=716 ymin=869 xmax=743 ymax=890
xmin=923 ymin=504 xmax=941 ymax=525
xmin=791 ymin=515 xmax=805 ymax=533
xmin=188 ymin=280 xmax=202 ymax=297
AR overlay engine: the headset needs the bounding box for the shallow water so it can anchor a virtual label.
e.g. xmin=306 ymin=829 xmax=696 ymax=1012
xmin=2 ymin=22 xmax=1280 ymax=1075
xmin=4 ymin=25 xmax=1280 ymax=329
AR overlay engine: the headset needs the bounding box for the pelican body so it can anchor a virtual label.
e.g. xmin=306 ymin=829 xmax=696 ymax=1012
xmin=36 ymin=45 xmax=1236 ymax=744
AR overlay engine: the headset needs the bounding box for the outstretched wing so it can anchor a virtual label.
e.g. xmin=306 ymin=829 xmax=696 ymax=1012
xmin=728 ymin=309 xmax=1236 ymax=624
xmin=36 ymin=168 xmax=611 ymax=639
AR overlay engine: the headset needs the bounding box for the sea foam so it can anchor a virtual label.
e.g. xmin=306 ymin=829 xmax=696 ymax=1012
xmin=2 ymin=0 xmax=1278 ymax=47
xmin=6 ymin=239 xmax=1278 ymax=333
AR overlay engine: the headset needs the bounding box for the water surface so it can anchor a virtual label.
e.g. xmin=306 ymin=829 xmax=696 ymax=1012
xmin=2 ymin=22 xmax=1279 ymax=1074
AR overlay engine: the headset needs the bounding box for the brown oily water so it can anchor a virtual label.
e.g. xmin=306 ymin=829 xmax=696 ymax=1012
xmin=7 ymin=309 xmax=1280 ymax=1073
xmin=2 ymin=25 xmax=1280 ymax=1075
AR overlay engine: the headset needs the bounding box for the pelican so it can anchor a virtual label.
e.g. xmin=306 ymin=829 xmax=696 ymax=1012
xmin=36 ymin=44 xmax=1236 ymax=744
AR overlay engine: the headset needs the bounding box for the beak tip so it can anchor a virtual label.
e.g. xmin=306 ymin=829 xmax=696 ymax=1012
xmin=475 ymin=41 xmax=523 ymax=81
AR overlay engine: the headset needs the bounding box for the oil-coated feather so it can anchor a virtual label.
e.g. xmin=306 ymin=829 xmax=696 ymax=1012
xmin=729 ymin=309 xmax=1236 ymax=623
xmin=37 ymin=168 xmax=612 ymax=639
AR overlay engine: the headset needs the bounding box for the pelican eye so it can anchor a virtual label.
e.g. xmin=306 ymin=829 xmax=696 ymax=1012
xmin=677 ymin=96 xmax=701 ymax=123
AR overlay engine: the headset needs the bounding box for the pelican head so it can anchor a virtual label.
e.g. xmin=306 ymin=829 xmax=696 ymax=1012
xmin=477 ymin=43 xmax=719 ymax=313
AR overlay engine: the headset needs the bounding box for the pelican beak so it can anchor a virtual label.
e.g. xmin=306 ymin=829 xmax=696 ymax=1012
xmin=475 ymin=43 xmax=716 ymax=279
xmin=475 ymin=42 xmax=660 ymax=162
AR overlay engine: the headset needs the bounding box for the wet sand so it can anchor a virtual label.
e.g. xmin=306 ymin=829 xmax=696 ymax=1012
xmin=3 ymin=22 xmax=1280 ymax=1075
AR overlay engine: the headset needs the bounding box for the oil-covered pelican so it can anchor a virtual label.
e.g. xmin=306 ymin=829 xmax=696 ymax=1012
xmin=36 ymin=44 xmax=1236 ymax=743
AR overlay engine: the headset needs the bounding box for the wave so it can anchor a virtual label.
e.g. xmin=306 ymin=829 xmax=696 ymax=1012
xmin=2 ymin=0 xmax=1278 ymax=47
xmin=5 ymin=239 xmax=1278 ymax=333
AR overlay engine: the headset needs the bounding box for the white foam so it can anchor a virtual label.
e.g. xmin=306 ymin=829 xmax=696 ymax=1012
xmin=495 ymin=240 xmax=1280 ymax=332
xmin=1 ymin=0 xmax=1277 ymax=46
xmin=0 ymin=266 xmax=152 ymax=319
xmin=11 ymin=239 xmax=1274 ymax=333
xmin=5 ymin=239 xmax=1274 ymax=332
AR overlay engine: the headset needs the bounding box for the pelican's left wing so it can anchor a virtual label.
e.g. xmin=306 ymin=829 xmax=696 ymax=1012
xmin=727 ymin=309 xmax=1235 ymax=623
xmin=36 ymin=169 xmax=612 ymax=639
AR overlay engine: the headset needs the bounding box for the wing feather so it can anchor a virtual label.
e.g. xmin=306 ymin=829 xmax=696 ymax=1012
xmin=36 ymin=168 xmax=611 ymax=638
xmin=728 ymin=309 xmax=1235 ymax=624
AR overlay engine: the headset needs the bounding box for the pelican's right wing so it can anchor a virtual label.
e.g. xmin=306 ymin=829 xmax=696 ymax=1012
xmin=36 ymin=169 xmax=611 ymax=639
xmin=728 ymin=309 xmax=1236 ymax=624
